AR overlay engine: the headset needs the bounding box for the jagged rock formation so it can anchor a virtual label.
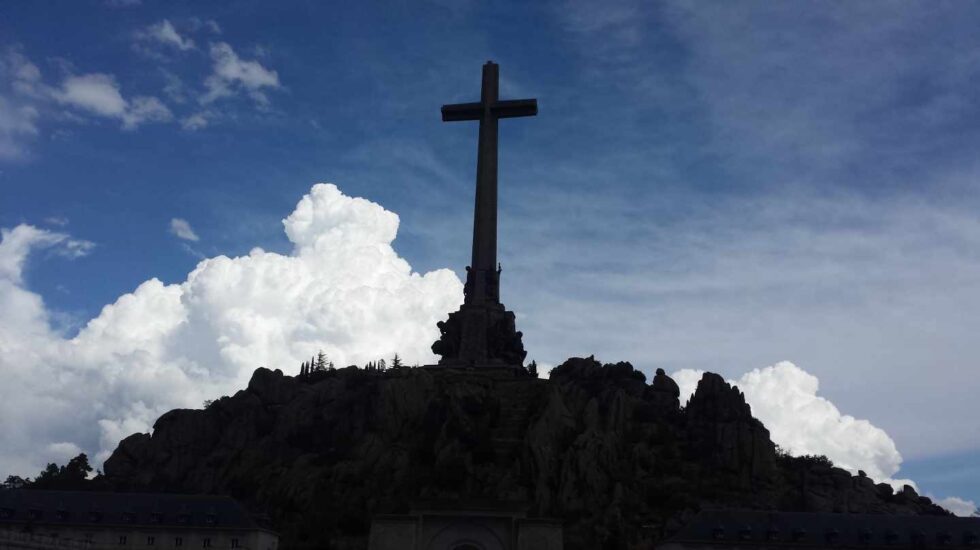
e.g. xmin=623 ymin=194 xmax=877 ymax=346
xmin=103 ymin=358 xmax=947 ymax=549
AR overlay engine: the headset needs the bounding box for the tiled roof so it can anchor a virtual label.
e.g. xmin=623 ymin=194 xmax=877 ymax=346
xmin=0 ymin=490 xmax=263 ymax=530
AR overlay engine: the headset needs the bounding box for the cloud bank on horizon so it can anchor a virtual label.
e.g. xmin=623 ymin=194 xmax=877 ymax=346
xmin=0 ymin=184 xmax=460 ymax=474
xmin=0 ymin=183 xmax=975 ymax=516
xmin=675 ymin=363 xmax=904 ymax=484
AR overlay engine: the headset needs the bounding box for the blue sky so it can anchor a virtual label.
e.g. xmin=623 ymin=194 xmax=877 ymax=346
xmin=2 ymin=1 xmax=979 ymax=512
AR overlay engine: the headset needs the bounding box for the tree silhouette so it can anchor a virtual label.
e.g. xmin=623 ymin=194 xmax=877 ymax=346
xmin=315 ymin=351 xmax=328 ymax=372
xmin=65 ymin=453 xmax=93 ymax=480
xmin=391 ymin=353 xmax=403 ymax=368
xmin=527 ymin=360 xmax=538 ymax=377
xmin=33 ymin=463 xmax=60 ymax=487
xmin=2 ymin=475 xmax=28 ymax=489
xmin=30 ymin=453 xmax=93 ymax=490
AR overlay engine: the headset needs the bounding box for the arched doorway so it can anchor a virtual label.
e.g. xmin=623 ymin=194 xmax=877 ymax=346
xmin=425 ymin=521 xmax=504 ymax=550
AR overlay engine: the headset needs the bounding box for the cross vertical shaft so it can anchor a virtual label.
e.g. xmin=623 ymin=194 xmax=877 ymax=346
xmin=472 ymin=61 xmax=500 ymax=297
xmin=441 ymin=61 xmax=537 ymax=307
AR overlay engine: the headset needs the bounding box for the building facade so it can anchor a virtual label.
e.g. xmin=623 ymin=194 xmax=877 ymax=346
xmin=658 ymin=509 xmax=980 ymax=549
xmin=0 ymin=490 xmax=277 ymax=550
xmin=368 ymin=502 xmax=562 ymax=550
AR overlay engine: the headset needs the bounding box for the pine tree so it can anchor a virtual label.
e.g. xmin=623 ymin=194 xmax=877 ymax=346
xmin=65 ymin=453 xmax=92 ymax=482
xmin=391 ymin=353 xmax=403 ymax=368
xmin=378 ymin=358 xmax=386 ymax=371
xmin=315 ymin=350 xmax=328 ymax=372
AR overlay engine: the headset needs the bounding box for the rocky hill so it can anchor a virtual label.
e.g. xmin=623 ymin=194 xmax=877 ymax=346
xmin=102 ymin=358 xmax=947 ymax=549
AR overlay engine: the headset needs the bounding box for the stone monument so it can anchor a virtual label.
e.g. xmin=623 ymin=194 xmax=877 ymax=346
xmin=431 ymin=61 xmax=536 ymax=368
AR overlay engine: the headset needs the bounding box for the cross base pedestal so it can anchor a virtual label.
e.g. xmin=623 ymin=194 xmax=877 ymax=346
xmin=431 ymin=303 xmax=527 ymax=367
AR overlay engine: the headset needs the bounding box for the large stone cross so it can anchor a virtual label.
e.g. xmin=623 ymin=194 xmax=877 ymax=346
xmin=431 ymin=62 xmax=535 ymax=368
xmin=442 ymin=61 xmax=537 ymax=306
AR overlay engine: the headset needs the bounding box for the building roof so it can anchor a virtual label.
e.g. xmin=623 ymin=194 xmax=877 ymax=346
xmin=410 ymin=498 xmax=529 ymax=517
xmin=0 ymin=489 xmax=267 ymax=531
xmin=665 ymin=509 xmax=980 ymax=548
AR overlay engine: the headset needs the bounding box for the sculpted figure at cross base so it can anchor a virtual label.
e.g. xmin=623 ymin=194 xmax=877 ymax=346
xmin=431 ymin=61 xmax=534 ymax=368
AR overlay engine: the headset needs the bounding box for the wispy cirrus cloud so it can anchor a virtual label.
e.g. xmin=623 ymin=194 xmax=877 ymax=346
xmin=104 ymin=0 xmax=141 ymax=7
xmin=0 ymin=48 xmax=44 ymax=160
xmin=133 ymin=19 xmax=195 ymax=55
xmin=53 ymin=73 xmax=172 ymax=130
xmin=201 ymin=42 xmax=280 ymax=106
xmin=168 ymin=218 xmax=200 ymax=242
xmin=533 ymin=3 xmax=980 ymax=460
xmin=180 ymin=112 xmax=210 ymax=131
xmin=0 ymin=225 xmax=93 ymax=284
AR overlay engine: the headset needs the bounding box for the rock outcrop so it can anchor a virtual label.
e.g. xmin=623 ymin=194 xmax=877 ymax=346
xmin=102 ymin=360 xmax=947 ymax=549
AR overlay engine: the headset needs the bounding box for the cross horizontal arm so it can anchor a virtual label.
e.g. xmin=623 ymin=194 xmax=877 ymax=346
xmin=492 ymin=99 xmax=538 ymax=118
xmin=441 ymin=102 xmax=483 ymax=122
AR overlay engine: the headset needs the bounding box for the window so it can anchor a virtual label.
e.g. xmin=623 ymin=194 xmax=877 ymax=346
xmin=122 ymin=512 xmax=137 ymax=523
xmin=205 ymin=514 xmax=216 ymax=525
xmin=147 ymin=536 xmax=155 ymax=546
xmin=177 ymin=514 xmax=190 ymax=524
xmin=119 ymin=535 xmax=127 ymax=545
xmin=56 ymin=509 xmax=69 ymax=520
xmin=0 ymin=508 xmax=13 ymax=519
xmin=89 ymin=511 xmax=103 ymax=522
xmin=202 ymin=538 xmax=211 ymax=547
xmin=28 ymin=509 xmax=42 ymax=520
xmin=231 ymin=539 xmax=239 ymax=548
xmin=150 ymin=512 xmax=163 ymax=524
xmin=175 ymin=537 xmax=183 ymax=547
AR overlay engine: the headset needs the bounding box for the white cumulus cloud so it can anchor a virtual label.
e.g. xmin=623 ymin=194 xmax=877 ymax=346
xmin=0 ymin=184 xmax=462 ymax=478
xmin=169 ymin=218 xmax=200 ymax=241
